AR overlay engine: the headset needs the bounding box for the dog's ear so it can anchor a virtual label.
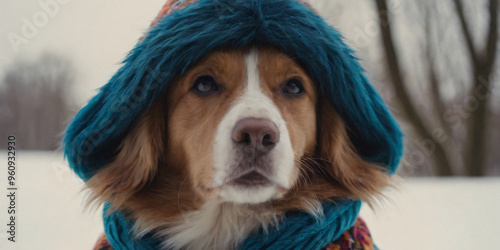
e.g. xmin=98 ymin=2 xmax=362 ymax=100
xmin=316 ymin=97 xmax=390 ymax=203
xmin=86 ymin=101 xmax=165 ymax=210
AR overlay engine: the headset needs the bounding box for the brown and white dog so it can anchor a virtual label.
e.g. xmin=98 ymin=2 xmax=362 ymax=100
xmin=85 ymin=45 xmax=389 ymax=249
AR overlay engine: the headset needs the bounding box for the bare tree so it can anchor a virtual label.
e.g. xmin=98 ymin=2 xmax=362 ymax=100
xmin=373 ymin=0 xmax=499 ymax=176
xmin=0 ymin=53 xmax=76 ymax=150
xmin=453 ymin=0 xmax=498 ymax=176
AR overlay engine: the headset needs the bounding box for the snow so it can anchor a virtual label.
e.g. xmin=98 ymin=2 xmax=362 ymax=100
xmin=0 ymin=151 xmax=499 ymax=249
xmin=0 ymin=151 xmax=103 ymax=250
xmin=361 ymin=178 xmax=500 ymax=249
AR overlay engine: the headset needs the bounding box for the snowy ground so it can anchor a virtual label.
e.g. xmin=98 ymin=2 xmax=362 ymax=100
xmin=0 ymin=151 xmax=499 ymax=250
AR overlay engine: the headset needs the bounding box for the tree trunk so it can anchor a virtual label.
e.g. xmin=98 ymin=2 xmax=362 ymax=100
xmin=374 ymin=0 xmax=454 ymax=176
xmin=454 ymin=0 xmax=498 ymax=176
xmin=464 ymin=68 xmax=493 ymax=176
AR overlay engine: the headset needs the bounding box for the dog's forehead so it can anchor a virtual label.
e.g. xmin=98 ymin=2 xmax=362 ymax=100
xmin=187 ymin=47 xmax=309 ymax=85
xmin=189 ymin=49 xmax=247 ymax=77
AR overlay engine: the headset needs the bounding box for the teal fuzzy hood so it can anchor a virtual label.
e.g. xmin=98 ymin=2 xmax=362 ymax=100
xmin=64 ymin=0 xmax=403 ymax=249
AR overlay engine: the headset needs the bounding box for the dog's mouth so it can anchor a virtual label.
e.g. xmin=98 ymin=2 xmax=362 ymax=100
xmin=228 ymin=170 xmax=273 ymax=187
xmin=216 ymin=163 xmax=289 ymax=203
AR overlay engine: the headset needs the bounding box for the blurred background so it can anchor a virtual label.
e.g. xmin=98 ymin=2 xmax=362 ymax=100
xmin=0 ymin=0 xmax=498 ymax=249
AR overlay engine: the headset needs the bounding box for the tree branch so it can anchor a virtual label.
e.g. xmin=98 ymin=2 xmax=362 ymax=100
xmin=484 ymin=0 xmax=499 ymax=71
xmin=453 ymin=0 xmax=478 ymax=63
xmin=424 ymin=6 xmax=448 ymax=131
xmin=463 ymin=0 xmax=498 ymax=176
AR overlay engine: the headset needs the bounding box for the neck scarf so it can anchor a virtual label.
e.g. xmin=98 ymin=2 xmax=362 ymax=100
xmin=103 ymin=200 xmax=362 ymax=250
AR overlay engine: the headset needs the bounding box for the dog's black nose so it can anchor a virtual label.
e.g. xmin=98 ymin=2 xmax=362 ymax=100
xmin=232 ymin=118 xmax=280 ymax=153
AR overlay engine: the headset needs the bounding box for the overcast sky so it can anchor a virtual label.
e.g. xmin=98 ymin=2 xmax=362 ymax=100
xmin=0 ymin=0 xmax=406 ymax=106
xmin=1 ymin=0 xmax=167 ymax=106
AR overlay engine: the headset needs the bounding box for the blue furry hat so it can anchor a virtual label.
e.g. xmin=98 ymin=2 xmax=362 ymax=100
xmin=65 ymin=0 xmax=402 ymax=180
xmin=64 ymin=0 xmax=403 ymax=248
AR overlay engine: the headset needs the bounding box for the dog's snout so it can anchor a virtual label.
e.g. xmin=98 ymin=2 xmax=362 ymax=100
xmin=232 ymin=118 xmax=280 ymax=152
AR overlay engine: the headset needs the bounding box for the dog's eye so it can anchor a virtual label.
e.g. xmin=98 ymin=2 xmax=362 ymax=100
xmin=192 ymin=76 xmax=220 ymax=94
xmin=282 ymin=78 xmax=304 ymax=96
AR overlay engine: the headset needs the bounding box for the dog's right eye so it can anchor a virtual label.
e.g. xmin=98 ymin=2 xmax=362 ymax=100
xmin=191 ymin=76 xmax=220 ymax=95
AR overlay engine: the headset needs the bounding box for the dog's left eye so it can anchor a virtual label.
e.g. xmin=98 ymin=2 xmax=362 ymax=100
xmin=282 ymin=78 xmax=305 ymax=96
xmin=192 ymin=75 xmax=220 ymax=94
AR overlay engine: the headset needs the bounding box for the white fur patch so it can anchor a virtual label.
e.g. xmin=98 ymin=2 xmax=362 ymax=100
xmin=213 ymin=48 xmax=295 ymax=204
xmin=159 ymin=201 xmax=279 ymax=250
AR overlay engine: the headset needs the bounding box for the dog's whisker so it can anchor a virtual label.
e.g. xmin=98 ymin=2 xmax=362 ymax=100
xmin=177 ymin=172 xmax=192 ymax=210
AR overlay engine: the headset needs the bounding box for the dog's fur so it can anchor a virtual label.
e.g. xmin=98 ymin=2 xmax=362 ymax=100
xmin=86 ymin=45 xmax=389 ymax=249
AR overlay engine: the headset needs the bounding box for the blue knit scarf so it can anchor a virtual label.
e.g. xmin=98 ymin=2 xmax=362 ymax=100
xmin=103 ymin=200 xmax=362 ymax=250
xmin=64 ymin=0 xmax=403 ymax=249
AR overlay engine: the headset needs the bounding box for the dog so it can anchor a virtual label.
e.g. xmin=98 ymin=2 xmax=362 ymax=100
xmin=86 ymin=46 xmax=388 ymax=249
xmin=64 ymin=1 xmax=403 ymax=249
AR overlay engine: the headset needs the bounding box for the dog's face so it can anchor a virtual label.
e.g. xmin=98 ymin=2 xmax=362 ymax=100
xmin=166 ymin=47 xmax=317 ymax=204
xmin=86 ymin=46 xmax=389 ymax=242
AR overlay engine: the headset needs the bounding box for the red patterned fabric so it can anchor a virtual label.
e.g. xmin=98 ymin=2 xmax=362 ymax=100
xmin=149 ymin=0 xmax=315 ymax=28
xmin=325 ymin=218 xmax=375 ymax=250
xmin=93 ymin=233 xmax=112 ymax=250
xmin=149 ymin=0 xmax=197 ymax=28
